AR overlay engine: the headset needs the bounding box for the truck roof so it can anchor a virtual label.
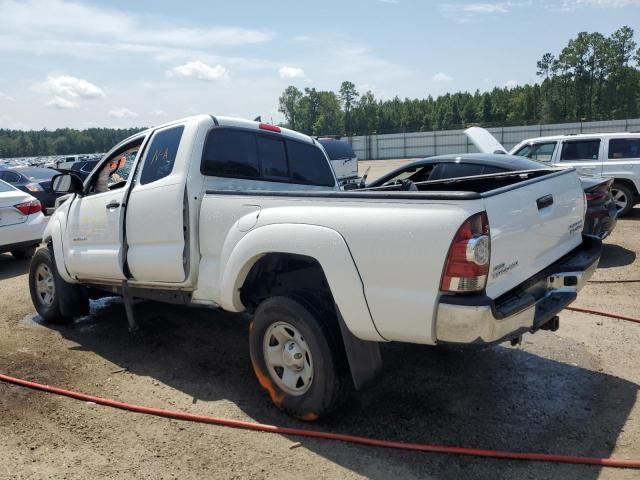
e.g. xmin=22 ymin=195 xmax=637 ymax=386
xmin=127 ymin=114 xmax=315 ymax=146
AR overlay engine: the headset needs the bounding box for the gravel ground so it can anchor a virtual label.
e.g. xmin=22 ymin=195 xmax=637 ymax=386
xmin=1 ymin=161 xmax=639 ymax=479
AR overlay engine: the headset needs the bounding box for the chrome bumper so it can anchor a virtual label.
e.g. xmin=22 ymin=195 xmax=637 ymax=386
xmin=435 ymin=237 xmax=601 ymax=345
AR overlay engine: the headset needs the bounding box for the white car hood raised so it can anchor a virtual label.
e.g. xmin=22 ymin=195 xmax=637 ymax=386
xmin=465 ymin=127 xmax=508 ymax=154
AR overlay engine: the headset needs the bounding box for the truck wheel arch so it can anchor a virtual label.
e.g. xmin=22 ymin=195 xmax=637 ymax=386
xmin=219 ymin=223 xmax=385 ymax=343
xmin=42 ymin=217 xmax=76 ymax=284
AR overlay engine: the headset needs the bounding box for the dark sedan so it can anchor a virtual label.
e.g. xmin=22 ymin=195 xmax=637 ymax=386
xmin=0 ymin=167 xmax=65 ymax=214
xmin=367 ymin=153 xmax=617 ymax=239
xmin=56 ymin=159 xmax=99 ymax=181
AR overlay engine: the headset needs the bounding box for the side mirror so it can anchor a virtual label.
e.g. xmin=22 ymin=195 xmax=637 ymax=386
xmin=51 ymin=173 xmax=83 ymax=194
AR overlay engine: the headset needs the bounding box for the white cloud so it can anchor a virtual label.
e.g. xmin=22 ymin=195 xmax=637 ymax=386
xmin=150 ymin=109 xmax=167 ymax=117
xmin=108 ymin=107 xmax=138 ymax=119
xmin=37 ymin=74 xmax=105 ymax=99
xmin=432 ymin=72 xmax=453 ymax=82
xmin=279 ymin=66 xmax=305 ymax=79
xmin=167 ymin=61 xmax=228 ymax=81
xmin=0 ymin=92 xmax=15 ymax=101
xmin=0 ymin=0 xmax=273 ymax=51
xmin=377 ymin=0 xmax=400 ymax=4
xmin=557 ymin=0 xmax=640 ymax=9
xmin=333 ymin=46 xmax=410 ymax=80
xmin=439 ymin=2 xmax=533 ymax=22
xmin=440 ymin=2 xmax=508 ymax=14
xmin=46 ymin=96 xmax=78 ymax=109
xmin=505 ymin=79 xmax=519 ymax=88
xmin=0 ymin=0 xmax=274 ymax=71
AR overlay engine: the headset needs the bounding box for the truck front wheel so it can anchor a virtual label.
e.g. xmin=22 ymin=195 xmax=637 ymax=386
xmin=249 ymin=295 xmax=352 ymax=420
xmin=29 ymin=247 xmax=87 ymax=324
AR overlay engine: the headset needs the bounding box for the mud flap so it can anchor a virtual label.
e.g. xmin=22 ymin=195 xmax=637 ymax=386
xmin=335 ymin=307 xmax=382 ymax=391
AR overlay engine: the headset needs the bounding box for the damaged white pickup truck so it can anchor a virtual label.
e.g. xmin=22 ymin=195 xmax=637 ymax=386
xmin=30 ymin=115 xmax=601 ymax=419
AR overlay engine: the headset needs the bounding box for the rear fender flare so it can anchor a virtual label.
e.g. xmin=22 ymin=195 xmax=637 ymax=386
xmin=220 ymin=223 xmax=384 ymax=342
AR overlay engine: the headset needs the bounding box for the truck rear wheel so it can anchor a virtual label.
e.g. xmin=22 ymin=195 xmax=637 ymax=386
xmin=249 ymin=295 xmax=352 ymax=420
xmin=29 ymin=247 xmax=88 ymax=324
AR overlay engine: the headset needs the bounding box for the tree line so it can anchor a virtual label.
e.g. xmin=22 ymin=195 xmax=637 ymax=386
xmin=0 ymin=127 xmax=144 ymax=159
xmin=278 ymin=26 xmax=640 ymax=136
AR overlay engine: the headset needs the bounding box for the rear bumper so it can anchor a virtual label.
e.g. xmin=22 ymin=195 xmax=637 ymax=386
xmin=435 ymin=236 xmax=602 ymax=345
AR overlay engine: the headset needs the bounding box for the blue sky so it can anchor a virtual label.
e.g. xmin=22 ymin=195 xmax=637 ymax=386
xmin=0 ymin=0 xmax=639 ymax=130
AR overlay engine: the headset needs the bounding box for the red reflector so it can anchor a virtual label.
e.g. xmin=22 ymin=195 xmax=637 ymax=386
xmin=259 ymin=123 xmax=281 ymax=133
xmin=14 ymin=200 xmax=42 ymax=216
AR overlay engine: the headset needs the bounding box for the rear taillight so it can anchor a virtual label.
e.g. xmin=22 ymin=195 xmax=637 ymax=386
xmin=441 ymin=212 xmax=491 ymax=294
xmin=14 ymin=200 xmax=42 ymax=216
xmin=24 ymin=182 xmax=44 ymax=192
xmin=585 ymin=191 xmax=607 ymax=202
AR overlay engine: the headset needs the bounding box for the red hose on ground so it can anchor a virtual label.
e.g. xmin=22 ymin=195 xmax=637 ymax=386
xmin=566 ymin=306 xmax=640 ymax=324
xmin=1 ymin=372 xmax=639 ymax=469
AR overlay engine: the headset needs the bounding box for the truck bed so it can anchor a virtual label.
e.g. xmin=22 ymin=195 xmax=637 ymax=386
xmin=206 ymin=168 xmax=568 ymax=200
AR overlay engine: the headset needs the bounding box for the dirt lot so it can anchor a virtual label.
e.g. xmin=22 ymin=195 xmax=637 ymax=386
xmin=1 ymin=161 xmax=640 ymax=479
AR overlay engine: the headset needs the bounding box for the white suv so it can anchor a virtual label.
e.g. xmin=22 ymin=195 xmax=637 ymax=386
xmin=511 ymin=133 xmax=640 ymax=216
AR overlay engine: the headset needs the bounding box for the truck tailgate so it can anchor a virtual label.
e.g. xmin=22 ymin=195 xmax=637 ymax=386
xmin=483 ymin=169 xmax=585 ymax=299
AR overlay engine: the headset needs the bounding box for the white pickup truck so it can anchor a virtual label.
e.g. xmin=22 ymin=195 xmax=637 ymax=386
xmin=30 ymin=115 xmax=600 ymax=419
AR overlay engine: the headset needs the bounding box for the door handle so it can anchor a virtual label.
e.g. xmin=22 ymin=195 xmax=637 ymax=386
xmin=106 ymin=201 xmax=120 ymax=209
xmin=537 ymin=194 xmax=554 ymax=210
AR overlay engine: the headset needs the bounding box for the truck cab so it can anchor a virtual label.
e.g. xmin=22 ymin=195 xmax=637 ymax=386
xmin=51 ymin=115 xmax=338 ymax=286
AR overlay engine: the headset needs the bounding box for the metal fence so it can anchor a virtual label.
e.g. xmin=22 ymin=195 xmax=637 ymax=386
xmin=347 ymin=118 xmax=640 ymax=160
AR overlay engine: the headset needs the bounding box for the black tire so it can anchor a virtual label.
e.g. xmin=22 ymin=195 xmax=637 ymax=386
xmin=29 ymin=246 xmax=88 ymax=324
xmin=249 ymin=294 xmax=352 ymax=420
xmin=611 ymin=183 xmax=635 ymax=217
xmin=11 ymin=245 xmax=36 ymax=260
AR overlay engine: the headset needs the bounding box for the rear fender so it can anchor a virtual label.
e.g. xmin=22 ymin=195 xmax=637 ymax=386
xmin=219 ymin=223 xmax=384 ymax=342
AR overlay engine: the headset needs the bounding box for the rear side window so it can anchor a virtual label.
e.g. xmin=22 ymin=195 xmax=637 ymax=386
xmin=430 ymin=163 xmax=498 ymax=180
xmin=560 ymin=140 xmax=600 ymax=162
xmin=202 ymin=128 xmax=335 ymax=186
xmin=257 ymin=136 xmax=288 ymax=178
xmin=202 ymin=129 xmax=260 ymax=178
xmin=81 ymin=161 xmax=98 ymax=173
xmin=608 ymin=138 xmax=640 ymax=159
xmin=287 ymin=140 xmax=336 ymax=187
xmin=481 ymin=166 xmax=508 ymax=174
xmin=140 ymin=126 xmax=184 ymax=185
xmin=515 ymin=142 xmax=556 ymax=162
xmin=319 ymin=139 xmax=355 ymax=160
xmin=0 ymin=171 xmax=22 ymax=183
